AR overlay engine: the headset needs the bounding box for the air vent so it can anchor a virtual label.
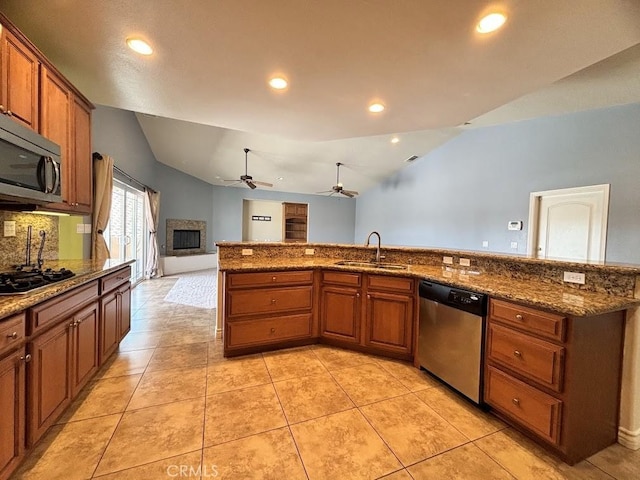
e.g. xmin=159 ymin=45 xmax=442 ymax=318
xmin=404 ymin=155 xmax=418 ymax=163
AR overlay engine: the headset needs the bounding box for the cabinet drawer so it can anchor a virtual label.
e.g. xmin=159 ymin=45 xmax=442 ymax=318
xmin=488 ymin=323 xmax=565 ymax=392
xmin=322 ymin=271 xmax=361 ymax=287
xmin=100 ymin=266 xmax=132 ymax=294
xmin=227 ymin=286 xmax=313 ymax=317
xmin=367 ymin=275 xmax=414 ymax=293
xmin=0 ymin=313 xmax=26 ymax=356
xmin=490 ymin=299 xmax=566 ymax=342
xmin=228 ymin=270 xmax=313 ymax=288
xmin=486 ymin=366 xmax=562 ymax=446
xmin=226 ymin=313 xmax=313 ymax=348
xmin=28 ymin=281 xmax=99 ymax=335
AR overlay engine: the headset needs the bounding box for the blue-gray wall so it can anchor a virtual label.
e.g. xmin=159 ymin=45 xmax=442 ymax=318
xmin=355 ymin=103 xmax=640 ymax=264
xmin=212 ymin=186 xmax=356 ymax=244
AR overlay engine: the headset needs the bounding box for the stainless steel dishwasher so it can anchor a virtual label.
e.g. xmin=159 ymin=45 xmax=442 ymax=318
xmin=417 ymin=280 xmax=487 ymax=404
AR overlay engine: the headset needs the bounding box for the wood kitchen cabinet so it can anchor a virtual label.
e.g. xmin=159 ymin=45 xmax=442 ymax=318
xmin=99 ymin=266 xmax=132 ymax=364
xmin=320 ymin=271 xmax=362 ymax=344
xmin=69 ymin=96 xmax=93 ymax=213
xmin=484 ymin=298 xmax=625 ymax=464
xmin=70 ymin=303 xmax=99 ymax=396
xmin=224 ymin=270 xmax=315 ymax=355
xmin=283 ymin=202 xmax=308 ymax=243
xmin=0 ymin=27 xmax=39 ymax=131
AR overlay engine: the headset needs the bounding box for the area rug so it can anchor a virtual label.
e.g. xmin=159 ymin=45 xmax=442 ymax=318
xmin=164 ymin=269 xmax=217 ymax=309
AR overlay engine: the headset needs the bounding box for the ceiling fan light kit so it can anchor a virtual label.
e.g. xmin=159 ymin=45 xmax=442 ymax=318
xmin=317 ymin=162 xmax=359 ymax=198
xmin=223 ymin=148 xmax=273 ymax=189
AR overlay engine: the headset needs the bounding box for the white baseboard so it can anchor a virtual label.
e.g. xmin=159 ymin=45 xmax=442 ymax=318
xmin=618 ymin=426 xmax=640 ymax=450
xmin=161 ymin=253 xmax=217 ymax=275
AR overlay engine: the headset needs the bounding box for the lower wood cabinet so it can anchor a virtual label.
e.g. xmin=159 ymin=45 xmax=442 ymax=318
xmin=70 ymin=303 xmax=99 ymax=396
xmin=99 ymin=272 xmax=131 ymax=364
xmin=364 ymin=289 xmax=413 ymax=355
xmin=320 ymin=286 xmax=361 ymax=344
xmin=0 ymin=346 xmax=26 ymax=480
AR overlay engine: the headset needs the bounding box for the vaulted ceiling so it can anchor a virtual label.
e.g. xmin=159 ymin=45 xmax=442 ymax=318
xmin=3 ymin=1 xmax=640 ymax=195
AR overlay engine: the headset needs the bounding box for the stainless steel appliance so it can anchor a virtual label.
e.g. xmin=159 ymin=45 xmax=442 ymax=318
xmin=418 ymin=280 xmax=487 ymax=403
xmin=0 ymin=113 xmax=61 ymax=205
xmin=0 ymin=267 xmax=75 ymax=295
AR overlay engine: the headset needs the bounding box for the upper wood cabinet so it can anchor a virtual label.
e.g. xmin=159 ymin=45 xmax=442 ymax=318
xmin=283 ymin=202 xmax=308 ymax=243
xmin=0 ymin=27 xmax=39 ymax=131
xmin=0 ymin=14 xmax=94 ymax=214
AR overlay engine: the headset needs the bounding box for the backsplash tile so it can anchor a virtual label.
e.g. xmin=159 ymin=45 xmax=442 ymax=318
xmin=0 ymin=211 xmax=59 ymax=268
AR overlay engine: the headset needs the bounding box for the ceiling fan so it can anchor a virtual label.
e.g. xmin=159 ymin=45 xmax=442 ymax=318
xmin=223 ymin=148 xmax=273 ymax=189
xmin=317 ymin=162 xmax=359 ymax=198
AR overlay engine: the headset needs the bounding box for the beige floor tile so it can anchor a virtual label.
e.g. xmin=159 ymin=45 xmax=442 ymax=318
xmin=58 ymin=374 xmax=141 ymax=423
xmin=290 ymin=409 xmax=401 ymax=480
xmin=378 ymin=469 xmax=414 ymax=479
xmin=312 ymin=345 xmax=379 ymax=370
xmin=96 ymin=348 xmax=155 ymax=379
xmin=408 ymin=443 xmax=513 ymax=479
xmin=204 ymin=383 xmax=286 ymax=446
xmin=377 ymin=358 xmax=440 ymax=392
xmin=208 ymin=339 xmax=225 ymax=363
xmin=263 ymin=347 xmax=328 ymax=381
xmin=165 ymin=314 xmax=213 ymax=329
xmin=331 ymin=363 xmax=410 ymax=406
xmin=118 ymin=331 xmax=163 ymax=352
xmin=127 ymin=365 xmax=207 ymax=410
xmin=202 ymin=427 xmax=307 ymax=479
xmin=129 ymin=319 xmax=169 ymax=333
xmin=146 ymin=342 xmax=208 ymax=372
xmin=12 ymin=414 xmax=120 ymax=480
xmin=94 ymin=397 xmax=205 ymax=476
xmin=93 ymin=451 xmax=202 ymax=479
xmin=588 ymin=443 xmax=640 ymax=480
xmin=415 ymin=386 xmax=505 ymax=440
xmin=157 ymin=326 xmax=211 ymax=347
xmin=475 ymin=429 xmax=613 ymax=480
xmin=360 ymin=393 xmax=468 ymax=466
xmin=274 ymin=372 xmax=355 ymax=424
xmin=207 ymin=355 xmax=271 ymax=393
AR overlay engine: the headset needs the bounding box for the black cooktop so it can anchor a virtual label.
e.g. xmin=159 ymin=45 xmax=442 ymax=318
xmin=0 ymin=267 xmax=76 ymax=295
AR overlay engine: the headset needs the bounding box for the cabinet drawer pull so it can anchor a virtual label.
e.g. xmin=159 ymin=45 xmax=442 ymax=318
xmin=6 ymin=110 xmax=12 ymax=117
xmin=6 ymin=331 xmax=18 ymax=340
xmin=272 ymin=276 xmax=277 ymax=281
xmin=270 ymin=328 xmax=276 ymax=334
xmin=513 ymin=350 xmax=522 ymax=357
xmin=356 ymin=293 xmax=360 ymax=298
xmin=271 ymin=298 xmax=276 ymax=304
xmin=20 ymin=354 xmax=32 ymax=363
xmin=512 ymin=397 xmax=520 ymax=406
xmin=69 ymin=321 xmax=77 ymax=328
xmin=367 ymin=294 xmax=371 ymax=299
xmin=515 ymin=314 xmax=524 ymax=320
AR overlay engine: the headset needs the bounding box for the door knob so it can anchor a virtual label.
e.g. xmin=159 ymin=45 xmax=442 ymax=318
xmin=6 ymin=332 xmax=18 ymax=340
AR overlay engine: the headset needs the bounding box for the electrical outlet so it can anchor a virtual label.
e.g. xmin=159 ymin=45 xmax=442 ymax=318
xmin=482 ymin=240 xmax=489 ymax=248
xmin=3 ymin=221 xmax=16 ymax=237
xmin=510 ymin=241 xmax=518 ymax=249
xmin=459 ymin=258 xmax=471 ymax=267
xmin=84 ymin=224 xmax=92 ymax=234
xmin=305 ymin=248 xmax=315 ymax=255
xmin=443 ymin=256 xmax=453 ymax=265
xmin=76 ymin=223 xmax=85 ymax=234
xmin=241 ymin=248 xmax=253 ymax=256
xmin=563 ymin=271 xmax=586 ymax=285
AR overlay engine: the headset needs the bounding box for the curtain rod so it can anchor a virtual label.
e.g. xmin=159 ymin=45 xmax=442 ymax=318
xmin=93 ymin=152 xmax=156 ymax=193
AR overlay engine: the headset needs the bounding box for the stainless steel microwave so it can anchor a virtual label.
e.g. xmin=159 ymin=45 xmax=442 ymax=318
xmin=0 ymin=113 xmax=62 ymax=205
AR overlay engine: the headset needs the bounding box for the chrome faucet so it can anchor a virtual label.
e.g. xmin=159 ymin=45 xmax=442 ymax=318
xmin=365 ymin=231 xmax=382 ymax=263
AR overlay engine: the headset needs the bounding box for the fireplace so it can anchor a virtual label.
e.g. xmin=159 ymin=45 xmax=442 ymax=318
xmin=166 ymin=219 xmax=206 ymax=255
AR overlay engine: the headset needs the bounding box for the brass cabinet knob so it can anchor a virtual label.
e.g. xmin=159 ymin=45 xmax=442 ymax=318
xmin=6 ymin=110 xmax=12 ymax=116
xmin=512 ymin=398 xmax=520 ymax=406
xmin=356 ymin=293 xmax=360 ymax=298
xmin=272 ymin=276 xmax=276 ymax=281
xmin=21 ymin=354 xmax=32 ymax=363
xmin=69 ymin=321 xmax=77 ymax=328
xmin=515 ymin=314 xmax=523 ymax=320
xmin=513 ymin=350 xmax=522 ymax=357
xmin=0 ymin=104 xmax=5 ymax=112
xmin=367 ymin=294 xmax=371 ymax=299
xmin=270 ymin=328 xmax=276 ymax=334
xmin=7 ymin=331 xmax=18 ymax=340
xmin=270 ymin=298 xmax=276 ymax=304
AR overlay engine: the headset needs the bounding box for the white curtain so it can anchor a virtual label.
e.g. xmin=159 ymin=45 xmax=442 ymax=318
xmin=92 ymin=155 xmax=114 ymax=263
xmin=144 ymin=189 xmax=162 ymax=278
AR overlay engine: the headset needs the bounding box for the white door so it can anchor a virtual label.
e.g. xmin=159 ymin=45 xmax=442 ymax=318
xmin=528 ymin=185 xmax=609 ymax=262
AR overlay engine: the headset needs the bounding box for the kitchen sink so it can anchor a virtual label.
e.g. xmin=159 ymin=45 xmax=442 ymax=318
xmin=334 ymin=260 xmax=408 ymax=270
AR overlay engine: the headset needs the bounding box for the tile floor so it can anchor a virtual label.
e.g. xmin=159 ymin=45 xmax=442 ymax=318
xmin=11 ymin=275 xmax=640 ymax=479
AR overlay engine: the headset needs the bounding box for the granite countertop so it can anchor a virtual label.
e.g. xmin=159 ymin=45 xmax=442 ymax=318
xmin=218 ymin=258 xmax=640 ymax=317
xmin=0 ymin=259 xmax=135 ymax=320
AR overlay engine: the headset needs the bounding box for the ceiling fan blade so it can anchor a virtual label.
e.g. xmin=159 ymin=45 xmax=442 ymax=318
xmin=252 ymin=180 xmax=273 ymax=187
xmin=245 ymin=180 xmax=257 ymax=189
xmin=316 ymin=190 xmax=334 ymax=194
xmin=343 ymin=189 xmax=359 ymax=196
xmin=340 ymin=191 xmax=355 ymax=198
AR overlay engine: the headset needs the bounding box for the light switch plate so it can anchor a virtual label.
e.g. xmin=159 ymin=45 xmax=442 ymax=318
xmin=241 ymin=248 xmax=253 ymax=256
xmin=482 ymin=240 xmax=489 ymax=248
xmin=305 ymin=248 xmax=315 ymax=255
xmin=443 ymin=256 xmax=453 ymax=265
xmin=3 ymin=221 xmax=16 ymax=237
xmin=76 ymin=223 xmax=85 ymax=234
xmin=84 ymin=224 xmax=92 ymax=234
xmin=459 ymin=258 xmax=471 ymax=267
xmin=563 ymin=271 xmax=586 ymax=285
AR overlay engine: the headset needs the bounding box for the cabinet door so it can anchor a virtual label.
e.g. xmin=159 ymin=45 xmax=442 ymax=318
xmin=0 ymin=347 xmax=26 ymax=480
xmin=70 ymin=96 xmax=92 ymax=213
xmin=118 ymin=284 xmax=131 ymax=341
xmin=71 ymin=303 xmax=99 ymax=397
xmin=27 ymin=321 xmax=72 ymax=446
xmin=0 ymin=29 xmax=39 ymax=130
xmin=320 ymin=286 xmax=361 ymax=343
xmin=100 ymin=292 xmax=119 ymax=365
xmin=364 ymin=291 xmax=413 ymax=354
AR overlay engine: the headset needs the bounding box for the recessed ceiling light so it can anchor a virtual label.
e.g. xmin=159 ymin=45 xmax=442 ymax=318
xmin=391 ymin=137 xmax=400 ymax=144
xmin=215 ymin=176 xmax=221 ymax=179
xmin=126 ymin=37 xmax=153 ymax=55
xmin=368 ymin=103 xmax=385 ymax=113
xmin=269 ymin=77 xmax=288 ymax=90
xmin=476 ymin=13 xmax=507 ymax=33
xmin=277 ymin=176 xmax=284 ymax=181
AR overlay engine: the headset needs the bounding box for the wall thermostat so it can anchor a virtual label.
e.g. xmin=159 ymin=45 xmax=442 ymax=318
xmin=508 ymin=221 xmax=523 ymax=231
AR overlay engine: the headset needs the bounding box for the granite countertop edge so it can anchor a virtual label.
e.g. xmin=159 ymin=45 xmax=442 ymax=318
xmin=218 ymin=259 xmax=640 ymax=317
xmin=0 ymin=259 xmax=136 ymax=321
